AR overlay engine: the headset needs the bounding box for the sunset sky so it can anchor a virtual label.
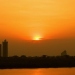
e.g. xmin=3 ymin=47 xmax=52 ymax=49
xmin=0 ymin=0 xmax=75 ymax=56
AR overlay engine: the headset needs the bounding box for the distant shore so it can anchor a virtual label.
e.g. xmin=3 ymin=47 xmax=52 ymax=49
xmin=0 ymin=55 xmax=75 ymax=69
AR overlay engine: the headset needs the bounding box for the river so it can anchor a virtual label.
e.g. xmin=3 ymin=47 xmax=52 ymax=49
xmin=0 ymin=68 xmax=75 ymax=75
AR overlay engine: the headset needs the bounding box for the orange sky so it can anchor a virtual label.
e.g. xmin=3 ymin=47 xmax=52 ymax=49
xmin=0 ymin=0 xmax=75 ymax=40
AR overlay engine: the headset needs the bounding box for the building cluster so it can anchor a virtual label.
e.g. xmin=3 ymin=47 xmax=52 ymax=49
xmin=0 ymin=40 xmax=8 ymax=57
xmin=0 ymin=39 xmax=68 ymax=58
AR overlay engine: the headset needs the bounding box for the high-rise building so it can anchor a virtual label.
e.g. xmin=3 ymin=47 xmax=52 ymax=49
xmin=61 ymin=50 xmax=67 ymax=56
xmin=0 ymin=44 xmax=1 ymax=57
xmin=2 ymin=40 xmax=8 ymax=57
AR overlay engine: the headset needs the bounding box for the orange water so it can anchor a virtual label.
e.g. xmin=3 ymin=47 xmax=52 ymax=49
xmin=0 ymin=68 xmax=75 ymax=75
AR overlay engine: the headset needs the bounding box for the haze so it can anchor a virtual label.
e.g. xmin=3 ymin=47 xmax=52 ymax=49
xmin=0 ymin=0 xmax=75 ymax=56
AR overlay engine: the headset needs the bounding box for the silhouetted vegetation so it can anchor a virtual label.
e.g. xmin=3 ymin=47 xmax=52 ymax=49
xmin=0 ymin=55 xmax=75 ymax=69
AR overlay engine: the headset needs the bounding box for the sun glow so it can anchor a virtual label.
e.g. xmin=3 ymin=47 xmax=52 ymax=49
xmin=33 ymin=35 xmax=42 ymax=40
xmin=0 ymin=0 xmax=75 ymax=40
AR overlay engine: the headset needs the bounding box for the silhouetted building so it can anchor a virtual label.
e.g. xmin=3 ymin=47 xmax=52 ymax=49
xmin=0 ymin=44 xmax=1 ymax=57
xmin=12 ymin=55 xmax=19 ymax=58
xmin=42 ymin=55 xmax=47 ymax=58
xmin=2 ymin=40 xmax=8 ymax=57
xmin=21 ymin=55 xmax=26 ymax=58
xmin=61 ymin=50 xmax=67 ymax=56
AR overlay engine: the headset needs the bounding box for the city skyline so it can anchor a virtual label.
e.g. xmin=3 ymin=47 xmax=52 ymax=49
xmin=0 ymin=1 xmax=75 ymax=75
xmin=0 ymin=39 xmax=75 ymax=57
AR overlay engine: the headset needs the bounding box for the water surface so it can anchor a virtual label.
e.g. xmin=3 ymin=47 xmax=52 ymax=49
xmin=0 ymin=68 xmax=75 ymax=75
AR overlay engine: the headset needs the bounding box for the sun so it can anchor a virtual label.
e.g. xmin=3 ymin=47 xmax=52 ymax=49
xmin=33 ymin=36 xmax=41 ymax=40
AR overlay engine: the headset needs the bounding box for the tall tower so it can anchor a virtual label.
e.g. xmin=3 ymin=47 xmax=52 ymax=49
xmin=2 ymin=40 xmax=8 ymax=57
xmin=61 ymin=50 xmax=67 ymax=56
xmin=0 ymin=44 xmax=1 ymax=57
